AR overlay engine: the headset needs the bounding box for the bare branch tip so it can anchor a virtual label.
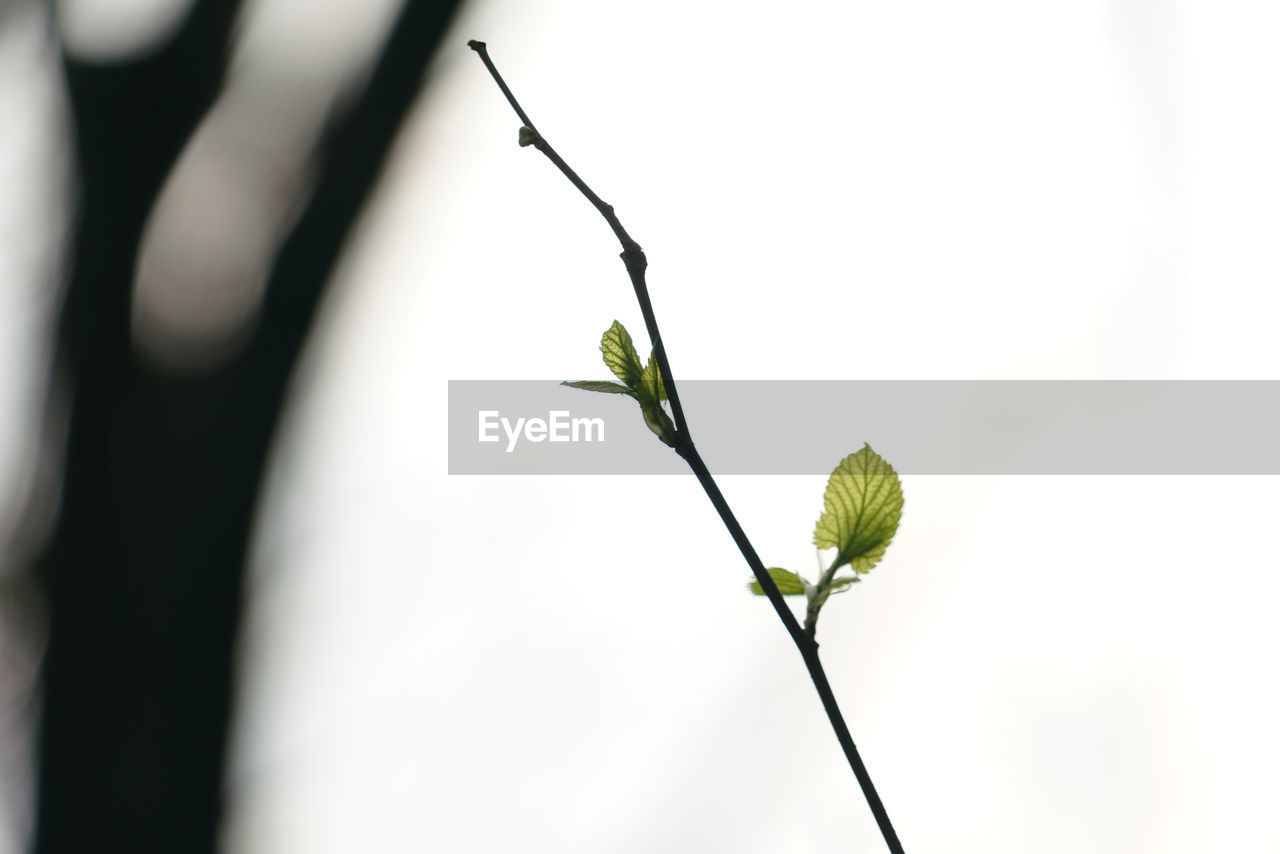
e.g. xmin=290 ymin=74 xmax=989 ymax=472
xmin=467 ymin=40 xmax=486 ymax=51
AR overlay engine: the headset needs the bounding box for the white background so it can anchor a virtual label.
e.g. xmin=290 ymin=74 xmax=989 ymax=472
xmin=4 ymin=0 xmax=1280 ymax=851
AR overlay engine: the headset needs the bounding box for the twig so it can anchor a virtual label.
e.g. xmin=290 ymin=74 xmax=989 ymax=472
xmin=468 ymin=40 xmax=905 ymax=854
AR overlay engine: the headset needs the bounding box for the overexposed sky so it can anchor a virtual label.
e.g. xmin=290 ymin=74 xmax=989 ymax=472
xmin=4 ymin=0 xmax=1280 ymax=852
xmin=226 ymin=1 xmax=1280 ymax=851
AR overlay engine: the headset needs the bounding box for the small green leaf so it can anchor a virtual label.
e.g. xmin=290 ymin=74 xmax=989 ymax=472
xmin=747 ymin=568 xmax=809 ymax=596
xmin=813 ymin=444 xmax=904 ymax=574
xmin=565 ymin=321 xmax=678 ymax=449
xmin=601 ymin=321 xmax=645 ymax=389
xmin=638 ymin=352 xmax=667 ymax=404
xmin=561 ymin=380 xmax=635 ymax=396
xmin=518 ymin=125 xmax=538 ymax=147
xmin=635 ymin=349 xmax=675 ymax=445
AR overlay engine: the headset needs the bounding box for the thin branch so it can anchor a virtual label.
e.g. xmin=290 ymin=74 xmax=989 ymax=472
xmin=467 ymin=41 xmax=905 ymax=854
xmin=682 ymin=448 xmax=905 ymax=854
xmin=468 ymin=41 xmax=690 ymax=442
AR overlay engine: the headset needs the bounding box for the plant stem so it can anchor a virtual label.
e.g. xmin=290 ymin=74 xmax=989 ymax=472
xmin=468 ymin=40 xmax=905 ymax=854
xmin=682 ymin=448 xmax=905 ymax=854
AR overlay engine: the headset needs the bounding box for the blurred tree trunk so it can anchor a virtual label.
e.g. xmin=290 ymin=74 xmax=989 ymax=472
xmin=34 ymin=2 xmax=464 ymax=851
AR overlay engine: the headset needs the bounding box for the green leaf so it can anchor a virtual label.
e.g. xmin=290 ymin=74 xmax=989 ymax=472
xmin=561 ymin=380 xmax=635 ymax=397
xmin=638 ymin=352 xmax=667 ymax=404
xmin=747 ymin=568 xmax=809 ymax=596
xmin=635 ymin=349 xmax=675 ymax=445
xmin=565 ymin=321 xmax=678 ymax=448
xmin=601 ymin=321 xmax=645 ymax=389
xmin=813 ymin=444 xmax=904 ymax=574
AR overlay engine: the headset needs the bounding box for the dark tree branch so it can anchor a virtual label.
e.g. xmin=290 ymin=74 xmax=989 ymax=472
xmin=468 ymin=41 xmax=690 ymax=442
xmin=467 ymin=41 xmax=906 ymax=854
xmin=33 ymin=3 xmax=465 ymax=851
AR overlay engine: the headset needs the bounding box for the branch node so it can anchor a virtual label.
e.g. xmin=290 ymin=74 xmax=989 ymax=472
xmin=518 ymin=125 xmax=542 ymax=148
xmin=620 ymin=242 xmax=647 ymax=273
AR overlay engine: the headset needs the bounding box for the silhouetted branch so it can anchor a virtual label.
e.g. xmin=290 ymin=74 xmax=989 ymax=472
xmin=33 ymin=3 xmax=465 ymax=851
xmin=468 ymin=41 xmax=906 ymax=854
